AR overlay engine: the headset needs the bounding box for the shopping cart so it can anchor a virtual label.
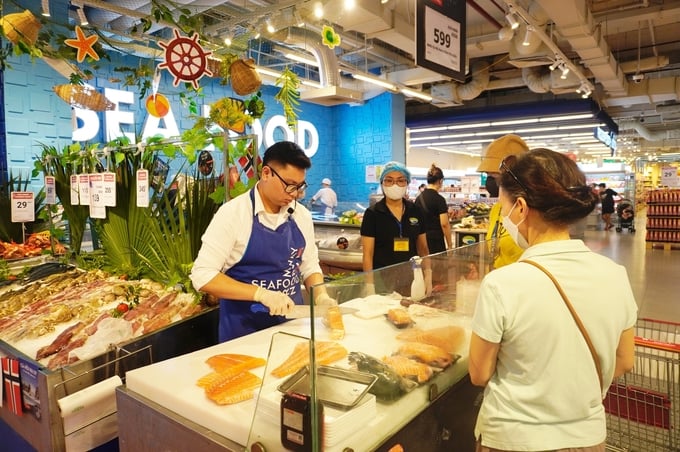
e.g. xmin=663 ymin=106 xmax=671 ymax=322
xmin=605 ymin=318 xmax=680 ymax=451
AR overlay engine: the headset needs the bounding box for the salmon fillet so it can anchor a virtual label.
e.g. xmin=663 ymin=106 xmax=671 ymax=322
xmin=382 ymin=355 xmax=434 ymax=383
xmin=271 ymin=341 xmax=348 ymax=378
xmin=196 ymin=354 xmax=266 ymax=405
xmin=397 ymin=341 xmax=453 ymax=368
xmin=205 ymin=371 xmax=262 ymax=405
xmin=396 ymin=326 xmax=466 ymax=354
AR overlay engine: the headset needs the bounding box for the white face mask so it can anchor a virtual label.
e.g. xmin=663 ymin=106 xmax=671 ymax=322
xmin=502 ymin=201 xmax=530 ymax=249
xmin=383 ymin=185 xmax=407 ymax=200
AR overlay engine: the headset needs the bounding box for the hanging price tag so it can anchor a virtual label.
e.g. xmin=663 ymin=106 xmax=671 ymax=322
xmin=89 ymin=174 xmax=106 ymax=219
xmin=78 ymin=174 xmax=90 ymax=206
xmin=11 ymin=191 xmax=35 ymax=223
xmin=136 ymin=169 xmax=149 ymax=208
xmin=70 ymin=175 xmax=80 ymax=205
xmin=102 ymin=172 xmax=117 ymax=207
xmin=45 ymin=176 xmax=56 ymax=205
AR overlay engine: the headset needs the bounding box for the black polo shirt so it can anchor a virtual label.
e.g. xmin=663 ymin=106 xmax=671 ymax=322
xmin=360 ymin=197 xmax=426 ymax=269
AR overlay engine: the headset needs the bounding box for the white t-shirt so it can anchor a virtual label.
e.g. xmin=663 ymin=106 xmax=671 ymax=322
xmin=472 ymin=240 xmax=637 ymax=450
xmin=190 ymin=185 xmax=322 ymax=291
xmin=312 ymin=186 xmax=338 ymax=215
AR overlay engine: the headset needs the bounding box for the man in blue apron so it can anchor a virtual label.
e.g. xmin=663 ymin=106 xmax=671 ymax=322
xmin=190 ymin=141 xmax=333 ymax=342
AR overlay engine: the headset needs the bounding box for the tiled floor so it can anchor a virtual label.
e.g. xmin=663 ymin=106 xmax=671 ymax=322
xmin=582 ymin=210 xmax=680 ymax=324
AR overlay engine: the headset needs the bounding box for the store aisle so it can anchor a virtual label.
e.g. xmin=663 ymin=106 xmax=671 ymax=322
xmin=582 ymin=210 xmax=680 ymax=324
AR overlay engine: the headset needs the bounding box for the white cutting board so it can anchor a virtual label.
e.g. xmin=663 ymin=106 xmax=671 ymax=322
xmin=125 ymin=298 xmax=472 ymax=448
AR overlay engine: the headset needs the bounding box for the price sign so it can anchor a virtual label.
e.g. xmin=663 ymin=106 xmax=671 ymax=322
xmin=78 ymin=174 xmax=90 ymax=206
xmin=70 ymin=175 xmax=80 ymax=205
xmin=102 ymin=172 xmax=117 ymax=207
xmin=416 ymin=0 xmax=466 ymax=82
xmin=136 ymin=169 xmax=149 ymax=208
xmin=45 ymin=176 xmax=56 ymax=204
xmin=89 ymin=174 xmax=106 ymax=219
xmin=11 ymin=191 xmax=35 ymax=223
xmin=661 ymin=166 xmax=679 ymax=188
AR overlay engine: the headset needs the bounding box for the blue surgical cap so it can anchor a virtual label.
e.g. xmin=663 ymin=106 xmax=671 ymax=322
xmin=380 ymin=161 xmax=411 ymax=183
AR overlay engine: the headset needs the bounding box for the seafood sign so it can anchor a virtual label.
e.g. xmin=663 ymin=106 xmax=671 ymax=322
xmin=0 ymin=269 xmax=204 ymax=370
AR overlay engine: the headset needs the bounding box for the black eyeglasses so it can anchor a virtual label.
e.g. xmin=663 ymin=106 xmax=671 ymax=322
xmin=499 ymin=156 xmax=530 ymax=193
xmin=267 ymin=166 xmax=308 ymax=194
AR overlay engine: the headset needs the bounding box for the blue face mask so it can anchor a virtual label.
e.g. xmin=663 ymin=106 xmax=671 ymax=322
xmin=502 ymin=201 xmax=529 ymax=249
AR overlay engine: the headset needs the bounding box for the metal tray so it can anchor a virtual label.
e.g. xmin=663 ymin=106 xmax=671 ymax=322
xmin=277 ymin=365 xmax=377 ymax=410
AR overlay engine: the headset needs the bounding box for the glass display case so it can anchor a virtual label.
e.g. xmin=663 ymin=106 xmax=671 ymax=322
xmin=119 ymin=242 xmax=491 ymax=452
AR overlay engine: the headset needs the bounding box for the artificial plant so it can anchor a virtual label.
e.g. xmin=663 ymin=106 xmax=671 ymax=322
xmin=275 ymin=67 xmax=301 ymax=130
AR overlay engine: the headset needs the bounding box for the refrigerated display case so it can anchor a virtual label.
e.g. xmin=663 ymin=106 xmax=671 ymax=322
xmin=117 ymin=242 xmax=492 ymax=452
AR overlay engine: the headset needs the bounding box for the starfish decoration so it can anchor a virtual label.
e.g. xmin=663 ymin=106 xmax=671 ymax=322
xmin=322 ymin=25 xmax=341 ymax=49
xmin=64 ymin=26 xmax=100 ymax=63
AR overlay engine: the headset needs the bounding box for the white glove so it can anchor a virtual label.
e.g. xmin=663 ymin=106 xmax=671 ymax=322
xmin=316 ymin=293 xmax=338 ymax=306
xmin=424 ymin=269 xmax=433 ymax=296
xmin=254 ymin=287 xmax=294 ymax=316
xmin=364 ymin=283 xmax=376 ymax=297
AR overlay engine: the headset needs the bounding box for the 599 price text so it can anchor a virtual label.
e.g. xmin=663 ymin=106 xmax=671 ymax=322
xmin=433 ymin=28 xmax=453 ymax=48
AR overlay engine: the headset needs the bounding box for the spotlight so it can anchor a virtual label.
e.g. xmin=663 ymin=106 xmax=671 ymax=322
xmin=560 ymin=64 xmax=570 ymax=80
xmin=224 ymin=36 xmax=232 ymax=46
xmin=313 ymin=2 xmax=323 ymax=19
xmin=505 ymin=13 xmax=520 ymax=30
xmin=522 ymin=26 xmax=533 ymax=47
xmin=549 ymin=60 xmax=560 ymax=71
xmin=77 ymin=6 xmax=88 ymax=26
xmin=41 ymin=0 xmax=50 ymax=17
xmin=266 ymin=21 xmax=275 ymax=33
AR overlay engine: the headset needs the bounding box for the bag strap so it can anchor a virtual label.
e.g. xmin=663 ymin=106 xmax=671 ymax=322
xmin=522 ymin=259 xmax=603 ymax=391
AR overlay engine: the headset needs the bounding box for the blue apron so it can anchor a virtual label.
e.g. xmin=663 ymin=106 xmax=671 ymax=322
xmin=219 ymin=190 xmax=306 ymax=341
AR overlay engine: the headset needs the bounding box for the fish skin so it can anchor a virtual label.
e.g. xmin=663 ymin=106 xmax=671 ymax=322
xmin=397 ymin=341 xmax=453 ymax=368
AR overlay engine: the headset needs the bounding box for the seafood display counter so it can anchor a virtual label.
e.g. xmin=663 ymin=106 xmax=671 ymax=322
xmin=117 ymin=243 xmax=491 ymax=451
xmin=0 ymin=263 xmax=219 ymax=452
xmin=314 ymin=221 xmax=363 ymax=273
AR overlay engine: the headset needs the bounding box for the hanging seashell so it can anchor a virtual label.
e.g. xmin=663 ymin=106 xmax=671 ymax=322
xmin=0 ymin=9 xmax=41 ymax=45
xmin=53 ymin=84 xmax=116 ymax=111
xmin=230 ymin=58 xmax=262 ymax=96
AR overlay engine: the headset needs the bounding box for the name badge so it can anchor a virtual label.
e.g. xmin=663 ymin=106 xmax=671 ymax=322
xmin=393 ymin=237 xmax=409 ymax=252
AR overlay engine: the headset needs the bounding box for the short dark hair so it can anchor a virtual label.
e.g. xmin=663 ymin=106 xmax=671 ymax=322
xmin=500 ymin=148 xmax=598 ymax=225
xmin=598 ymin=183 xmax=606 ymax=188
xmin=426 ymin=163 xmax=444 ymax=184
xmin=262 ymin=141 xmax=311 ymax=170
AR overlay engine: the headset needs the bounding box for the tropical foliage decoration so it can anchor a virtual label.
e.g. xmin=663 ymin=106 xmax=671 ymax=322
xmin=274 ymin=67 xmax=301 ymax=131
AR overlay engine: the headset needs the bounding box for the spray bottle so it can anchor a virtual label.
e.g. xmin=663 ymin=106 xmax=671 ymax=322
xmin=410 ymin=257 xmax=426 ymax=302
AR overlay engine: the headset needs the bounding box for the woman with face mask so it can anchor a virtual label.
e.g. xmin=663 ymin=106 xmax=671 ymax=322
xmin=468 ymin=149 xmax=637 ymax=452
xmin=361 ymin=161 xmax=431 ymax=296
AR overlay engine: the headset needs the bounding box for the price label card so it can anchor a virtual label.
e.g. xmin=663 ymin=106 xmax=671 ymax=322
xmin=78 ymin=174 xmax=90 ymax=206
xmin=136 ymin=169 xmax=149 ymax=208
xmin=424 ymin=6 xmax=461 ymax=72
xmin=11 ymin=191 xmax=35 ymax=223
xmin=89 ymin=174 xmax=106 ymax=219
xmin=70 ymin=175 xmax=80 ymax=205
xmin=45 ymin=176 xmax=56 ymax=205
xmin=102 ymin=172 xmax=117 ymax=207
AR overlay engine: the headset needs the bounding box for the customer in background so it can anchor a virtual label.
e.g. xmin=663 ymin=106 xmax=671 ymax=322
xmin=477 ymin=134 xmax=529 ymax=268
xmin=599 ymin=182 xmax=619 ymax=230
xmin=469 ymin=148 xmax=637 ymax=452
xmin=415 ymin=163 xmax=452 ymax=253
xmin=311 ymin=177 xmax=338 ymax=216
xmin=190 ymin=141 xmax=334 ymax=342
xmin=361 ymin=161 xmax=431 ymax=296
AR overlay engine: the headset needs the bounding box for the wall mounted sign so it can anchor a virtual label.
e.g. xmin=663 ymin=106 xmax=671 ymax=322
xmin=415 ymin=0 xmax=466 ymax=83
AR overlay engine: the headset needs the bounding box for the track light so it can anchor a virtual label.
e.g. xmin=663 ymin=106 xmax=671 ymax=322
xmin=560 ymin=64 xmax=570 ymax=79
xmin=41 ymin=0 xmax=50 ymax=17
xmin=313 ymin=2 xmax=323 ymax=19
xmin=266 ymin=20 xmax=275 ymax=33
xmin=505 ymin=12 xmax=519 ymax=30
xmin=549 ymin=59 xmax=560 ymax=71
xmin=77 ymin=6 xmax=88 ymax=26
xmin=522 ymin=26 xmax=533 ymax=46
xmin=224 ymin=36 xmax=232 ymax=46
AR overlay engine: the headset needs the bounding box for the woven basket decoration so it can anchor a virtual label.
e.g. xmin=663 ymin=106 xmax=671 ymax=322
xmin=53 ymin=84 xmax=116 ymax=111
xmin=0 ymin=9 xmax=41 ymax=45
xmin=230 ymin=58 xmax=262 ymax=96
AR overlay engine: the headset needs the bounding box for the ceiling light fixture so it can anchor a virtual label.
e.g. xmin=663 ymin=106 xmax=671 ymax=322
xmin=224 ymin=36 xmax=232 ymax=46
xmin=401 ymin=87 xmax=433 ymax=101
xmin=41 ymin=0 xmax=50 ymax=16
xmin=313 ymin=2 xmax=323 ymax=19
xmin=560 ymin=64 xmax=570 ymax=79
xmin=266 ymin=20 xmax=275 ymax=33
xmin=522 ymin=26 xmax=533 ymax=46
xmin=549 ymin=59 xmax=560 ymax=71
xmin=505 ymin=12 xmax=520 ymax=30
xmin=77 ymin=6 xmax=88 ymax=26
xmin=352 ymin=73 xmax=397 ymax=90
xmin=344 ymin=0 xmax=356 ymax=10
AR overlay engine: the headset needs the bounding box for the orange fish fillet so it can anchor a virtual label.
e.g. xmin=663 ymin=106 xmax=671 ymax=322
xmin=323 ymin=306 xmax=345 ymax=340
xmin=382 ymin=355 xmax=434 ymax=383
xmin=271 ymin=341 xmax=348 ymax=378
xmin=197 ymin=356 xmax=266 ymax=390
xmin=396 ymin=326 xmax=466 ymax=354
xmin=397 ymin=341 xmax=453 ymax=368
xmin=205 ymin=371 xmax=262 ymax=405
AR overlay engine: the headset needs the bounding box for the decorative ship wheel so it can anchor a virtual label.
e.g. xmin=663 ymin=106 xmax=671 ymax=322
xmin=158 ymin=30 xmax=213 ymax=89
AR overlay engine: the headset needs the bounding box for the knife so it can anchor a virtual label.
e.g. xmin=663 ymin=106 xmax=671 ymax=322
xmin=250 ymin=304 xmax=357 ymax=319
